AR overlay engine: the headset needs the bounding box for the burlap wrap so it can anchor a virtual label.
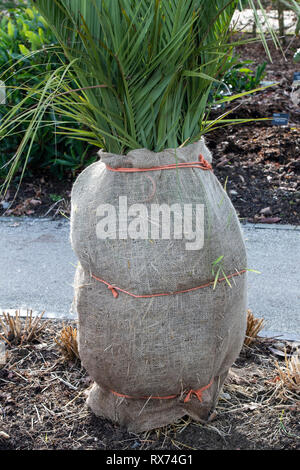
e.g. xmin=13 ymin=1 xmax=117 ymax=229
xmin=70 ymin=139 xmax=247 ymax=432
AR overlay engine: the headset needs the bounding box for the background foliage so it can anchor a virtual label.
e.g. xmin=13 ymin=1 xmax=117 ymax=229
xmin=0 ymin=2 xmax=95 ymax=181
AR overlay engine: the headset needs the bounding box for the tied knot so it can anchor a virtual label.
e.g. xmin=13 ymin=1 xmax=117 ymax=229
xmin=183 ymin=379 xmax=213 ymax=403
xmin=198 ymin=153 xmax=212 ymax=170
xmin=107 ymin=284 xmax=119 ymax=298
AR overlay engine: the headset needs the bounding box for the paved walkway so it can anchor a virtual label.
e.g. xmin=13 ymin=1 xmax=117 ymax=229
xmin=0 ymin=217 xmax=299 ymax=339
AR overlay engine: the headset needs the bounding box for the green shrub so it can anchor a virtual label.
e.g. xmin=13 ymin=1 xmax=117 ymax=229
xmin=212 ymin=56 xmax=267 ymax=101
xmin=0 ymin=3 xmax=95 ymax=181
xmin=224 ymin=60 xmax=267 ymax=92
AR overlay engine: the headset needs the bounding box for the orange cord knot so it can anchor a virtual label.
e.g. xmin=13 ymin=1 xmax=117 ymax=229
xmin=107 ymin=284 xmax=119 ymax=298
xmin=183 ymin=379 xmax=213 ymax=403
xmin=198 ymin=154 xmax=212 ymax=170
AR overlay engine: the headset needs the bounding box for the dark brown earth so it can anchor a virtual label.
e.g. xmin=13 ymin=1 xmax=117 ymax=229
xmin=208 ymin=37 xmax=300 ymax=226
xmin=1 ymin=38 xmax=299 ymax=225
xmin=0 ymin=318 xmax=299 ymax=451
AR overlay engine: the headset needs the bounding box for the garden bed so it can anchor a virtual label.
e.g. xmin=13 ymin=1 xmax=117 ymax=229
xmin=1 ymin=38 xmax=299 ymax=225
xmin=208 ymin=37 xmax=300 ymax=226
xmin=0 ymin=318 xmax=299 ymax=451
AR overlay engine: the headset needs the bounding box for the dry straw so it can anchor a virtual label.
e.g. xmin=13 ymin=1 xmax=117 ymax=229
xmin=244 ymin=309 xmax=265 ymax=346
xmin=0 ymin=310 xmax=48 ymax=346
xmin=55 ymin=324 xmax=80 ymax=362
xmin=274 ymin=349 xmax=300 ymax=393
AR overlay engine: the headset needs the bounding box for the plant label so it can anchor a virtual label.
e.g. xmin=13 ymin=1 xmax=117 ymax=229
xmin=292 ymin=72 xmax=300 ymax=88
xmin=272 ymin=113 xmax=289 ymax=126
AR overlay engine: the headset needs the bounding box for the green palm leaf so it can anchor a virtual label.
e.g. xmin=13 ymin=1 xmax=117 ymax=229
xmin=1 ymin=0 xmax=294 ymax=191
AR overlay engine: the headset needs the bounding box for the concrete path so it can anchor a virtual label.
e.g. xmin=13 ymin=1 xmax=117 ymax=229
xmin=0 ymin=217 xmax=299 ymax=339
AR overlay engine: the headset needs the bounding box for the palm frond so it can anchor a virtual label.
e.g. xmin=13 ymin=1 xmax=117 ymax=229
xmin=0 ymin=0 xmax=281 ymax=191
xmin=32 ymin=0 xmax=271 ymax=153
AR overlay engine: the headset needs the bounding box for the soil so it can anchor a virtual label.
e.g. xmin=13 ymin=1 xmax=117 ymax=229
xmin=207 ymin=36 xmax=300 ymax=226
xmin=0 ymin=318 xmax=299 ymax=451
xmin=0 ymin=38 xmax=299 ymax=225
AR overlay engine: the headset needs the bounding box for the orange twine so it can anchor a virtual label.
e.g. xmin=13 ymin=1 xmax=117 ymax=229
xmin=91 ymin=270 xmax=247 ymax=299
xmin=105 ymin=153 xmax=213 ymax=173
xmin=110 ymin=379 xmax=214 ymax=403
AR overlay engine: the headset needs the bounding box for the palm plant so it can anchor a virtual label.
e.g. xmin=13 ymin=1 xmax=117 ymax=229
xmin=0 ymin=0 xmax=290 ymax=192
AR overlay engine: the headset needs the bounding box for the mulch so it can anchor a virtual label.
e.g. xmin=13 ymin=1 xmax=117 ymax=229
xmin=0 ymin=38 xmax=299 ymax=225
xmin=207 ymin=36 xmax=300 ymax=226
xmin=0 ymin=317 xmax=299 ymax=451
